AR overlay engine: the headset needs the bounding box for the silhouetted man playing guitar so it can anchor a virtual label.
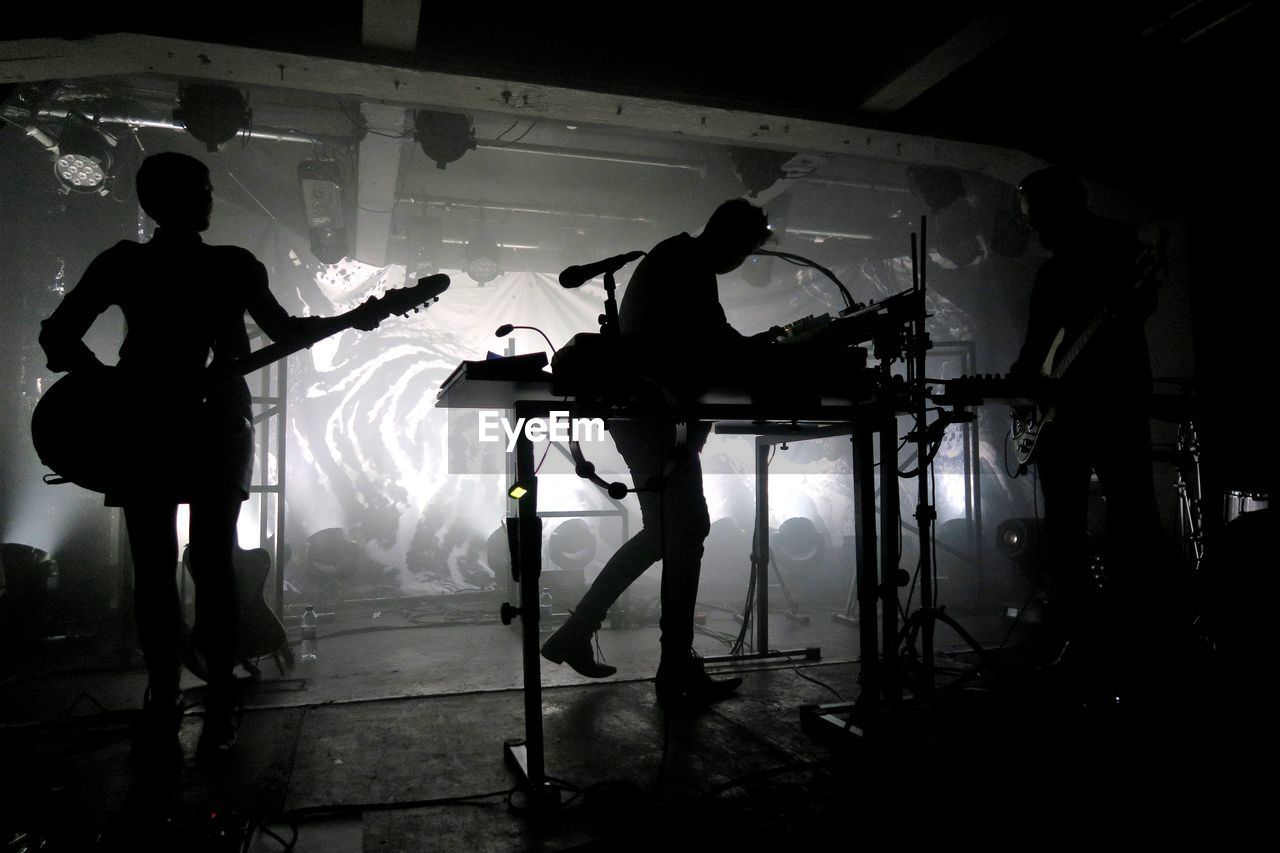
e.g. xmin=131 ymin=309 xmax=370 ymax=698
xmin=1010 ymin=167 xmax=1166 ymax=706
xmin=39 ymin=152 xmax=379 ymax=773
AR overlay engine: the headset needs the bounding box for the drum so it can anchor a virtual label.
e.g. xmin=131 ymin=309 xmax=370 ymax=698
xmin=1224 ymin=490 xmax=1269 ymax=524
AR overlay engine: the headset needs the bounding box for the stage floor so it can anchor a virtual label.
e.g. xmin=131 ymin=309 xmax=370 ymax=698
xmin=0 ymin=592 xmax=1261 ymax=849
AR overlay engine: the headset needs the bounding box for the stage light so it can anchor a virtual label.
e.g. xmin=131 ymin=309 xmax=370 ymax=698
xmin=1 ymin=543 xmax=58 ymax=598
xmin=907 ymin=165 xmax=986 ymax=268
xmin=486 ymin=526 xmax=512 ymax=576
xmin=174 ymin=84 xmax=251 ymax=152
xmin=465 ymin=229 xmax=500 ymax=285
xmin=774 ymin=516 xmax=826 ymax=571
xmin=548 ymin=519 xmax=597 ymax=570
xmin=305 ymin=528 xmax=360 ymax=575
xmin=996 ymin=517 xmax=1044 ymax=561
xmin=729 ymin=147 xmax=793 ymax=198
xmin=298 ymin=159 xmax=349 ymax=264
xmin=413 ymin=110 xmax=475 ymax=169
xmin=52 ymin=113 xmax=118 ymax=195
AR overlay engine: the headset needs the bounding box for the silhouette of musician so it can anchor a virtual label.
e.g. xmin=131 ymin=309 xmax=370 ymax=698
xmin=1010 ymin=167 xmax=1165 ymax=702
xmin=541 ymin=199 xmax=775 ymax=707
xmin=39 ymin=152 xmax=370 ymax=772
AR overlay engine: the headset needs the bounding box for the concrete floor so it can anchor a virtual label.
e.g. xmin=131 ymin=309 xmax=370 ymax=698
xmin=0 ymin=586 xmax=1265 ymax=850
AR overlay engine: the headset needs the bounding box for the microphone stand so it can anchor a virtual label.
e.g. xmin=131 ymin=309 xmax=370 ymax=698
xmin=600 ymin=270 xmax=621 ymax=336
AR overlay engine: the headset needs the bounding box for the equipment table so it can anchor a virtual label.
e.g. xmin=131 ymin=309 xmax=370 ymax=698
xmin=436 ymin=372 xmax=902 ymax=810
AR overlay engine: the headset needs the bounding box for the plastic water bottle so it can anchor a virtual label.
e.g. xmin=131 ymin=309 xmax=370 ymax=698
xmin=301 ymin=605 xmax=319 ymax=662
xmin=539 ymin=588 xmax=554 ymax=622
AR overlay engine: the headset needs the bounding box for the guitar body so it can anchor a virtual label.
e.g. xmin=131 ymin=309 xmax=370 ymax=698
xmin=31 ymin=274 xmax=450 ymax=495
xmin=181 ymin=544 xmax=292 ymax=676
xmin=1012 ymin=327 xmax=1066 ymax=468
xmin=1010 ymin=233 xmax=1167 ymax=471
xmin=31 ymin=367 xmax=139 ymax=493
xmin=232 ymin=546 xmax=291 ymax=666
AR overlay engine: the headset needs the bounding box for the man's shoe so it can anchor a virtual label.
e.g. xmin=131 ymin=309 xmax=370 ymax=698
xmin=196 ymin=686 xmax=240 ymax=768
xmin=129 ymin=685 xmax=184 ymax=778
xmin=196 ymin=714 xmax=237 ymax=767
xmin=655 ymin=649 xmax=742 ymax=708
xmin=541 ymin=610 xmax=617 ymax=678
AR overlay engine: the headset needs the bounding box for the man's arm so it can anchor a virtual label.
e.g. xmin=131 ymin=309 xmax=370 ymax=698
xmin=38 ymin=250 xmax=117 ymax=373
xmin=240 ymin=256 xmax=379 ymax=350
xmin=1010 ymin=266 xmax=1056 ymax=379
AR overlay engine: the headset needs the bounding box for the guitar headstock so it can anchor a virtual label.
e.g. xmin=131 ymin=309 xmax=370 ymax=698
xmin=353 ymin=274 xmax=451 ymax=327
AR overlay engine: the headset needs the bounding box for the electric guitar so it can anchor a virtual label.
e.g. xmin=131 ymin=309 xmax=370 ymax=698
xmin=1012 ymin=234 xmax=1166 ymax=469
xmin=181 ymin=543 xmax=293 ymax=678
xmin=31 ymin=274 xmax=450 ymax=494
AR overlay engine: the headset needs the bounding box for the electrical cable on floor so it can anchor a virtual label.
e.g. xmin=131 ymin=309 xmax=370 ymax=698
xmin=790 ymin=666 xmax=844 ymax=702
xmin=252 ymin=786 xmax=520 ymax=851
xmin=297 ymin=618 xmax=501 ymax=647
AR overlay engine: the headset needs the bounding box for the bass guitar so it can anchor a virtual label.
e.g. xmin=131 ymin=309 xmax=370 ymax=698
xmin=31 ymin=274 xmax=450 ymax=493
xmin=1012 ymin=234 xmax=1166 ymax=469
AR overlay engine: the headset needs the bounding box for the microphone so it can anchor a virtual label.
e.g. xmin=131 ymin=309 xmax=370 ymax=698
xmin=557 ymin=250 xmax=645 ymax=289
xmin=495 ymin=324 xmax=557 ymax=354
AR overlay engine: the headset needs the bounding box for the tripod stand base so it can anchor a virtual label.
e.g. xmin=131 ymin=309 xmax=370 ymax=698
xmin=503 ymin=739 xmax=562 ymax=813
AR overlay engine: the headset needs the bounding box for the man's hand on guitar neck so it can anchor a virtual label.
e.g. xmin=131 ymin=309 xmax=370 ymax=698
xmin=283 ymin=312 xmax=379 ymax=350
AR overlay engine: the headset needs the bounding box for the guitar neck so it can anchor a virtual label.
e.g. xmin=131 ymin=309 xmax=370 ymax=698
xmin=235 ymin=316 xmax=344 ymax=378
xmin=1048 ymin=234 xmax=1166 ymax=381
xmin=1049 ymin=311 xmax=1105 ymax=379
xmin=230 ymin=274 xmax=450 ymax=378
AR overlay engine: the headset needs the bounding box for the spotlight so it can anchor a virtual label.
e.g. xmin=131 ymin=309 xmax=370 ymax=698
xmin=486 ymin=526 xmax=512 ymax=577
xmin=465 ymin=229 xmax=500 ymax=285
xmin=413 ymin=110 xmax=475 ymax=169
xmin=906 ymin=166 xmax=965 ymax=212
xmin=996 ymin=517 xmax=1044 ymax=561
xmin=548 ymin=519 xmax=597 ymax=570
xmin=1 ymin=543 xmax=58 ymax=598
xmin=729 ymin=147 xmax=793 ymax=198
xmin=298 ymin=159 xmax=349 ymax=264
xmin=298 ymin=528 xmax=360 ymax=602
xmin=305 ymin=528 xmax=360 ymax=575
xmin=174 ymin=84 xmax=251 ymax=152
xmin=907 ymin=165 xmax=986 ymax=268
xmin=52 ymin=113 xmax=118 ymax=195
xmin=773 ymin=516 xmax=826 ymax=571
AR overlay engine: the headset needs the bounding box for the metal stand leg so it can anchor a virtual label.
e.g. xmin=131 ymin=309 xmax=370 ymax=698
xmin=704 ymin=434 xmax=820 ymax=666
xmin=503 ymin=403 xmax=560 ymax=813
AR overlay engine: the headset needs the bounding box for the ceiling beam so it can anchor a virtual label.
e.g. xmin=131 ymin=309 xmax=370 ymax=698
xmin=859 ymin=7 xmax=1021 ymax=114
xmin=0 ymin=33 xmax=1042 ymax=184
